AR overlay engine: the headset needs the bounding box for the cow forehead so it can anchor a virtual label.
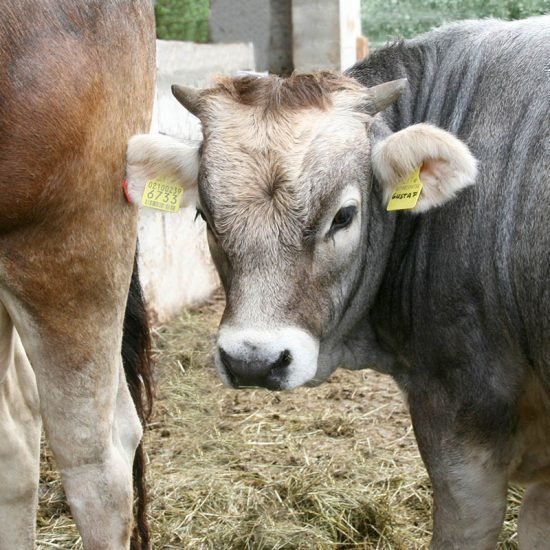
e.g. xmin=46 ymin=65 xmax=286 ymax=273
xmin=199 ymin=98 xmax=371 ymax=253
xmin=203 ymin=93 xmax=369 ymax=158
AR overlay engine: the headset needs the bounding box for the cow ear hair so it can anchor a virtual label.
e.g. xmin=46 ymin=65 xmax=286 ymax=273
xmin=125 ymin=133 xmax=201 ymax=208
xmin=372 ymin=123 xmax=477 ymax=212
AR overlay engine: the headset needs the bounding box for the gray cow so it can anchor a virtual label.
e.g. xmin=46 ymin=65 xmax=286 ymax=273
xmin=127 ymin=16 xmax=549 ymax=549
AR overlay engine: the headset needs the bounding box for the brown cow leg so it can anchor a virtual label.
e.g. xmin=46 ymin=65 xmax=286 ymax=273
xmin=0 ymin=305 xmax=41 ymax=550
xmin=518 ymin=482 xmax=550 ymax=549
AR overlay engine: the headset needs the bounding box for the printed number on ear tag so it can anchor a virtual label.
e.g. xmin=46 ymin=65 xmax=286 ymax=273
xmin=386 ymin=167 xmax=423 ymax=211
xmin=141 ymin=177 xmax=184 ymax=213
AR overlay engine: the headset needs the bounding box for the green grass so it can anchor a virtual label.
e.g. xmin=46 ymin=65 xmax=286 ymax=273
xmin=362 ymin=0 xmax=550 ymax=47
xmin=155 ymin=0 xmax=210 ymax=42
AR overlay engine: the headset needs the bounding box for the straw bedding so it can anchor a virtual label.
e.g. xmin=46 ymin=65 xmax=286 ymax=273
xmin=36 ymin=295 xmax=521 ymax=548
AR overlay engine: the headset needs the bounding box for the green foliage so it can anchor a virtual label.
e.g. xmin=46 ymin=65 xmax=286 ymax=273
xmin=155 ymin=0 xmax=210 ymax=42
xmin=362 ymin=0 xmax=550 ymax=47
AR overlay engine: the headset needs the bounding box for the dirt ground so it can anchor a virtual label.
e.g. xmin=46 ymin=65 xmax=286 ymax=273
xmin=37 ymin=296 xmax=522 ymax=549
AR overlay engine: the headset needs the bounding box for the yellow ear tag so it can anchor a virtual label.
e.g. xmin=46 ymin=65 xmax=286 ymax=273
xmin=141 ymin=177 xmax=184 ymax=213
xmin=386 ymin=167 xmax=423 ymax=211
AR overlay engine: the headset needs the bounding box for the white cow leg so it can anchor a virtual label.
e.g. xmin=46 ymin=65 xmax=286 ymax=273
xmin=113 ymin=364 xmax=144 ymax=476
xmin=0 ymin=215 xmax=144 ymax=548
xmin=58 ymin=373 xmax=143 ymax=550
xmin=9 ymin=305 xmax=142 ymax=550
xmin=409 ymin=393 xmax=509 ymax=549
xmin=0 ymin=308 xmax=41 ymax=550
xmin=428 ymin=456 xmax=508 ymax=550
xmin=518 ymin=482 xmax=550 ymax=549
xmin=39 ymin=356 xmax=141 ymax=550
xmin=0 ymin=261 xmax=145 ymax=550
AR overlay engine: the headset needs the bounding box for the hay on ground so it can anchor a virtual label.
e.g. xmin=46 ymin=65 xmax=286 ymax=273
xmin=37 ymin=295 xmax=522 ymax=549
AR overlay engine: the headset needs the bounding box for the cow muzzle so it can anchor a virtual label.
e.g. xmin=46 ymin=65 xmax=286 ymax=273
xmin=215 ymin=326 xmax=319 ymax=390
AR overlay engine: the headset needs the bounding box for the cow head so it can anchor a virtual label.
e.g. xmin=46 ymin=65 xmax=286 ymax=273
xmin=127 ymin=73 xmax=476 ymax=390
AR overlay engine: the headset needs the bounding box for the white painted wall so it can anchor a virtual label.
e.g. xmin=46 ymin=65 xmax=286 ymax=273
xmin=138 ymin=40 xmax=255 ymax=323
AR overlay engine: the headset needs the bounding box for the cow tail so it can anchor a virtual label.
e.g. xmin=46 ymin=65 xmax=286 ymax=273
xmin=122 ymin=250 xmax=154 ymax=550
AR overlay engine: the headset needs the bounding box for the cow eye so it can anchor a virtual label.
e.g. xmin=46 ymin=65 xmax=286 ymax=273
xmin=329 ymin=205 xmax=356 ymax=233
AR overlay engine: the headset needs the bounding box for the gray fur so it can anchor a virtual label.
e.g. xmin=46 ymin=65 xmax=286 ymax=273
xmin=343 ymin=16 xmax=550 ymax=547
xmin=345 ymin=16 xmax=549 ymax=426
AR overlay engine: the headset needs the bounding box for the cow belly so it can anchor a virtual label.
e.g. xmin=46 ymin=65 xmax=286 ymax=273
xmin=511 ymin=374 xmax=550 ymax=484
xmin=0 ymin=304 xmax=41 ymax=550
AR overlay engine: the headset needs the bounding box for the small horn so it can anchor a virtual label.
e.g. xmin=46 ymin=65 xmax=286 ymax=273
xmin=171 ymin=84 xmax=202 ymax=117
xmin=365 ymin=78 xmax=408 ymax=115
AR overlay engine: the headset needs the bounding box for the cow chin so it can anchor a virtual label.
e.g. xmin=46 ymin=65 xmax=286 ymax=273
xmin=214 ymin=326 xmax=320 ymax=391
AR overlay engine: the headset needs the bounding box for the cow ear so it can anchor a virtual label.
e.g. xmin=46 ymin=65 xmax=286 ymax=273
xmin=372 ymin=123 xmax=477 ymax=213
xmin=125 ymin=133 xmax=201 ymax=208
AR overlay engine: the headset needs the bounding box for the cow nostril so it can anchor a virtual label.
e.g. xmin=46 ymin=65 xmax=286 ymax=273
xmin=218 ymin=346 xmax=293 ymax=388
xmin=274 ymin=349 xmax=292 ymax=370
xmin=219 ymin=347 xmax=234 ymax=373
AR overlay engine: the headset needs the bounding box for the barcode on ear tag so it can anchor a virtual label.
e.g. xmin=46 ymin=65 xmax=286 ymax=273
xmin=387 ymin=167 xmax=423 ymax=211
xmin=141 ymin=177 xmax=184 ymax=213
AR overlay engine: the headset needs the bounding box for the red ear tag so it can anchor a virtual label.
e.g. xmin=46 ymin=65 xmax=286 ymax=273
xmin=122 ymin=178 xmax=132 ymax=204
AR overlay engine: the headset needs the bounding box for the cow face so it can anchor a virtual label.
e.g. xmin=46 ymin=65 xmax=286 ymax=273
xmin=127 ymin=74 xmax=476 ymax=391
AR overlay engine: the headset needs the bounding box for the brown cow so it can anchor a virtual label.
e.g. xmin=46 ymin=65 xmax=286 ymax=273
xmin=0 ymin=1 xmax=155 ymax=548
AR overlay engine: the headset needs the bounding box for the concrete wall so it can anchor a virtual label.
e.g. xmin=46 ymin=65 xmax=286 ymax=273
xmin=292 ymin=0 xmax=361 ymax=71
xmin=138 ymin=40 xmax=255 ymax=323
xmin=209 ymin=0 xmax=293 ymax=74
xmin=292 ymin=0 xmax=339 ymax=71
xmin=209 ymin=0 xmax=361 ymax=74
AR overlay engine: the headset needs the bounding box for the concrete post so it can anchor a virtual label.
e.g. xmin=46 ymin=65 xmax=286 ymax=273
xmin=209 ymin=0 xmax=293 ymax=74
xmin=292 ymin=0 xmax=361 ymax=72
